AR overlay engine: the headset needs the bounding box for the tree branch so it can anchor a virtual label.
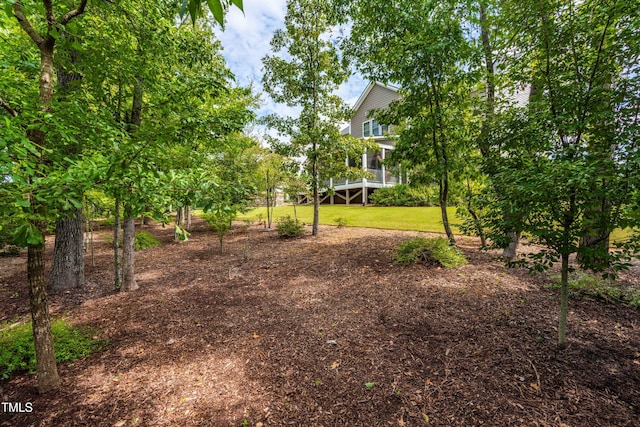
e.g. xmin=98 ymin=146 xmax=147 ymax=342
xmin=0 ymin=96 xmax=19 ymax=117
xmin=12 ymin=2 xmax=44 ymax=46
xmin=43 ymin=0 xmax=55 ymax=27
xmin=59 ymin=0 xmax=89 ymax=25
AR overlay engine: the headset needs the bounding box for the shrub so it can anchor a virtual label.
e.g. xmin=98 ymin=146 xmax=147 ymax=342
xmin=334 ymin=217 xmax=347 ymax=228
xmin=104 ymin=231 xmax=161 ymax=250
xmin=277 ymin=215 xmax=305 ymax=238
xmin=547 ymin=273 xmax=640 ymax=307
xmin=395 ymin=237 xmax=467 ymax=268
xmin=0 ymin=318 xmax=106 ymax=379
xmin=370 ymin=184 xmax=438 ymax=207
xmin=134 ymin=231 xmax=161 ymax=250
xmin=0 ymin=245 xmax=21 ymax=257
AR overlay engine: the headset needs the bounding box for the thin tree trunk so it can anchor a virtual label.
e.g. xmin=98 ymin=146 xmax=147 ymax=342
xmin=175 ymin=207 xmax=184 ymax=240
xmin=26 ymin=38 xmax=60 ymax=394
xmin=48 ymin=209 xmax=84 ymax=292
xmin=113 ymin=196 xmax=122 ymax=290
xmin=558 ymin=252 xmax=570 ymax=347
xmin=12 ymin=0 xmax=87 ymax=393
xmin=439 ymin=177 xmax=456 ymax=245
xmin=293 ymin=202 xmax=298 ymax=223
xmin=185 ymin=205 xmax=192 ymax=231
xmin=503 ymin=232 xmax=521 ymax=260
xmin=312 ymin=151 xmax=319 ymax=236
xmin=122 ymin=205 xmax=138 ymax=291
xmin=28 ymin=218 xmax=61 ymax=393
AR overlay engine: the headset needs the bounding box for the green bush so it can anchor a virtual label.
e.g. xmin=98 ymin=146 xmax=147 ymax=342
xmin=334 ymin=217 xmax=347 ymax=228
xmin=134 ymin=231 xmax=161 ymax=250
xmin=395 ymin=237 xmax=467 ymax=268
xmin=0 ymin=318 xmax=107 ymax=379
xmin=548 ymin=273 xmax=640 ymax=307
xmin=277 ymin=215 xmax=305 ymax=238
xmin=0 ymin=245 xmax=21 ymax=257
xmin=370 ymin=185 xmax=438 ymax=207
xmin=104 ymin=230 xmax=161 ymax=250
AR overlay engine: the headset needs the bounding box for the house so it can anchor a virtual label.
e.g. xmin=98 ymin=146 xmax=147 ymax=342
xmin=321 ymin=81 xmax=405 ymax=205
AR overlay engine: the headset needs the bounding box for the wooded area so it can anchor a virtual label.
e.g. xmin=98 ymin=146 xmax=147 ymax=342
xmin=1 ymin=0 xmax=639 ymax=424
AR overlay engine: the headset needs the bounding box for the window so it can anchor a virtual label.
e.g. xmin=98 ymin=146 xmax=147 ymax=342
xmin=363 ymin=119 xmax=389 ymax=137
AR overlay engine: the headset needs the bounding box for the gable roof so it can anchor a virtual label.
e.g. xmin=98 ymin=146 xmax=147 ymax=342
xmin=352 ymin=81 xmax=399 ymax=112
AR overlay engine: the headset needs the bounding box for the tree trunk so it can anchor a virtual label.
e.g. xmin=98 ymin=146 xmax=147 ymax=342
xmin=502 ymin=231 xmax=521 ymax=260
xmin=467 ymin=205 xmax=487 ymax=248
xmin=312 ymin=153 xmax=319 ymax=236
xmin=122 ymin=206 xmax=138 ymax=291
xmin=577 ymin=232 xmax=610 ymax=268
xmin=48 ymin=209 xmax=84 ymax=292
xmin=439 ymin=177 xmax=456 ymax=245
xmin=28 ymin=219 xmax=61 ymax=393
xmin=558 ymin=252 xmax=570 ymax=347
xmin=113 ymin=196 xmax=122 ymax=290
xmin=185 ymin=205 xmax=192 ymax=231
xmin=28 ymin=39 xmax=61 ymax=394
xmin=12 ymin=0 xmax=87 ymax=394
xmin=174 ymin=207 xmax=184 ymax=240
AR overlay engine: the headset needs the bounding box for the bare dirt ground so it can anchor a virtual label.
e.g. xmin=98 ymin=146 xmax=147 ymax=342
xmin=1 ymin=217 xmax=639 ymax=426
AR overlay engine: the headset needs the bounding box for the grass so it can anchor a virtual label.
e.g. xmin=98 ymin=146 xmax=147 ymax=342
xmin=237 ymin=205 xmax=460 ymax=234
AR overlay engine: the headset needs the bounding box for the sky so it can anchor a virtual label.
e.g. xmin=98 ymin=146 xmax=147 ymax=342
xmin=213 ymin=0 xmax=366 ymax=123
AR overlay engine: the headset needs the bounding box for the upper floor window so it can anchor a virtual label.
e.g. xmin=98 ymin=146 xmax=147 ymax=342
xmin=363 ymin=119 xmax=389 ymax=137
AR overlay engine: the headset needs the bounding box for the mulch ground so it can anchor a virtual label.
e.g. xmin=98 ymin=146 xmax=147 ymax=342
xmin=1 ymin=217 xmax=639 ymax=426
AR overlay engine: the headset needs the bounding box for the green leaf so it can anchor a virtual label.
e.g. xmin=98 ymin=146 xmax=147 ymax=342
xmin=49 ymin=26 xmax=60 ymax=39
xmin=207 ymin=0 xmax=224 ymax=26
xmin=13 ymin=223 xmax=45 ymax=247
xmin=188 ymin=0 xmax=199 ymax=24
xmin=364 ymin=382 xmax=375 ymax=388
xmin=179 ymin=0 xmax=188 ymax=18
xmin=4 ymin=1 xmax=14 ymax=19
xmin=230 ymin=0 xmax=243 ymax=12
xmin=15 ymin=198 xmax=30 ymax=208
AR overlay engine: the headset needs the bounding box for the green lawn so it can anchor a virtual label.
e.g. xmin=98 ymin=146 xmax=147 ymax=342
xmin=237 ymin=205 xmax=460 ymax=234
xmin=236 ymin=205 xmax=634 ymax=243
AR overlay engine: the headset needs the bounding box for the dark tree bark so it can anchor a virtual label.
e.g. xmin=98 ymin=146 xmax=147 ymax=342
xmin=48 ymin=209 xmax=84 ymax=292
xmin=28 ymin=224 xmax=60 ymax=393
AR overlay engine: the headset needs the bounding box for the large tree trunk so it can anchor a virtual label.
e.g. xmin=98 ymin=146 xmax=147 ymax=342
xmin=48 ymin=209 xmax=84 ymax=292
xmin=122 ymin=206 xmax=138 ymax=291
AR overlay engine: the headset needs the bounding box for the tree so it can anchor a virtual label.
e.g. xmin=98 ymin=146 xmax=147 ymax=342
xmin=486 ymin=0 xmax=640 ymax=346
xmin=344 ymin=0 xmax=480 ymax=245
xmin=180 ymin=0 xmax=243 ymax=26
xmin=1 ymin=0 xmax=248 ymax=392
xmin=262 ymin=0 xmax=371 ymax=236
xmin=5 ymin=0 xmax=89 ymax=393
